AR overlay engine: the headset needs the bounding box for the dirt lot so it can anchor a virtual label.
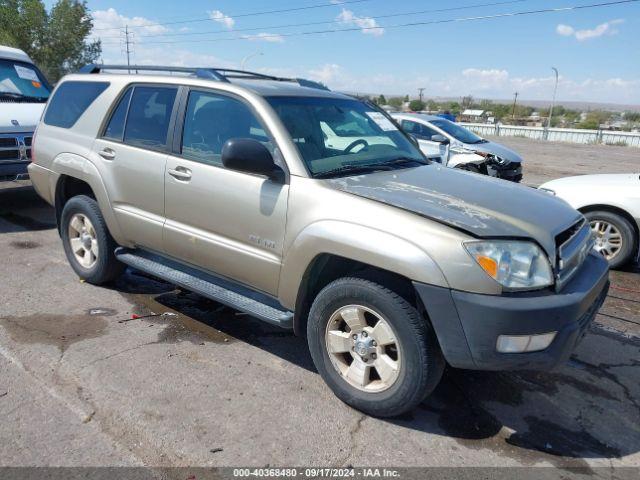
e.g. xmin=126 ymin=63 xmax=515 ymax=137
xmin=1 ymin=138 xmax=639 ymax=474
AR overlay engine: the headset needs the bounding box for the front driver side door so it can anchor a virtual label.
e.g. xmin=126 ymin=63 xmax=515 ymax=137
xmin=400 ymin=120 xmax=446 ymax=161
xmin=163 ymin=89 xmax=289 ymax=295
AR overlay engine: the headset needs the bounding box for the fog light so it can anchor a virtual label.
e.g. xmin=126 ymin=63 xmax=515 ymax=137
xmin=496 ymin=332 xmax=557 ymax=353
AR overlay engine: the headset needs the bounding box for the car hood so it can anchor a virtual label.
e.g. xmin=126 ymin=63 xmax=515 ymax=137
xmin=326 ymin=164 xmax=582 ymax=260
xmin=465 ymin=140 xmax=523 ymax=163
xmin=0 ymin=102 xmax=45 ymax=131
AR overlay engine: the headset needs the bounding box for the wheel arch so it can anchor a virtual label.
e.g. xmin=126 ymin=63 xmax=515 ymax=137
xmin=51 ymin=154 xmax=125 ymax=243
xmin=291 ymin=253 xmax=425 ymax=337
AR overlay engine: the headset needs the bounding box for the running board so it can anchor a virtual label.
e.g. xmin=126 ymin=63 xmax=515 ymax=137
xmin=115 ymin=248 xmax=293 ymax=329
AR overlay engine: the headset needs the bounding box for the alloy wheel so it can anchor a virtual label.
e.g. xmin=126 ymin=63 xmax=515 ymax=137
xmin=325 ymin=304 xmax=401 ymax=393
xmin=68 ymin=213 xmax=99 ymax=269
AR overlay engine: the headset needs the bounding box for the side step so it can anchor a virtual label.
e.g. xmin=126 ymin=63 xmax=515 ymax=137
xmin=115 ymin=248 xmax=293 ymax=329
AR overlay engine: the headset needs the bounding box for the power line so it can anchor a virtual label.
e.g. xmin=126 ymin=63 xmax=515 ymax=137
xmin=97 ymin=0 xmax=531 ymax=40
xmin=100 ymin=0 xmax=640 ymax=46
xmin=92 ymin=0 xmax=373 ymax=32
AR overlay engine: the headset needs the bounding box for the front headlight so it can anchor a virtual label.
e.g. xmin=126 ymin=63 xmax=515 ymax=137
xmin=464 ymin=240 xmax=554 ymax=291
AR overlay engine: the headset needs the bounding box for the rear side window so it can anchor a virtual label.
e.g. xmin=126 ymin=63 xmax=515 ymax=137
xmin=123 ymin=86 xmax=177 ymax=151
xmin=44 ymin=81 xmax=109 ymax=128
xmin=103 ymin=87 xmax=133 ymax=141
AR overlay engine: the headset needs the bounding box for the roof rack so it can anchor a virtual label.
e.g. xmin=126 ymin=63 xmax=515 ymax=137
xmin=78 ymin=64 xmax=330 ymax=91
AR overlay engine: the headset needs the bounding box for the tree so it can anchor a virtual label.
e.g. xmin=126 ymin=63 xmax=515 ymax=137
xmin=408 ymin=99 xmax=426 ymax=112
xmin=0 ymin=0 xmax=100 ymax=82
xmin=377 ymin=94 xmax=387 ymax=105
xmin=426 ymin=99 xmax=438 ymax=111
xmin=461 ymin=95 xmax=474 ymax=110
xmin=403 ymin=94 xmax=409 ymax=102
xmin=387 ymin=97 xmax=403 ymax=109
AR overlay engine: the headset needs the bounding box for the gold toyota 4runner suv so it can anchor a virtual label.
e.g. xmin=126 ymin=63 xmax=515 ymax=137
xmin=29 ymin=65 xmax=609 ymax=417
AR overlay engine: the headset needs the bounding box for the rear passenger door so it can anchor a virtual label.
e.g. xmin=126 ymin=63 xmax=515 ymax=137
xmin=163 ymin=88 xmax=289 ymax=295
xmin=92 ymin=84 xmax=179 ymax=252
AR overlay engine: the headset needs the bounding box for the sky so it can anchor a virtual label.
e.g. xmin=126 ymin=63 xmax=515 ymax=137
xmin=50 ymin=0 xmax=640 ymax=105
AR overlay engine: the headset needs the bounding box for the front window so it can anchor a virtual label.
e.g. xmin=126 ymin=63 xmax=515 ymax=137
xmin=429 ymin=119 xmax=484 ymax=144
xmin=267 ymin=96 xmax=425 ymax=178
xmin=0 ymin=59 xmax=51 ymax=102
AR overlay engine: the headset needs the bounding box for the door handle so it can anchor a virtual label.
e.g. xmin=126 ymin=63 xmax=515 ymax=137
xmin=98 ymin=148 xmax=116 ymax=160
xmin=168 ymin=166 xmax=192 ymax=181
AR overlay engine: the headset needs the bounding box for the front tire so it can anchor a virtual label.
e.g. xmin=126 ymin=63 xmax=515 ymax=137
xmin=307 ymin=277 xmax=444 ymax=417
xmin=585 ymin=210 xmax=636 ymax=269
xmin=61 ymin=195 xmax=125 ymax=284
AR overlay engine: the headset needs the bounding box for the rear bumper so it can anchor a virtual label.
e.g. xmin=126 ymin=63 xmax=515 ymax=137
xmin=415 ymin=252 xmax=609 ymax=370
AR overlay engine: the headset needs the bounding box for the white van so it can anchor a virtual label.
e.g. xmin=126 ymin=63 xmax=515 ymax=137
xmin=0 ymin=45 xmax=51 ymax=181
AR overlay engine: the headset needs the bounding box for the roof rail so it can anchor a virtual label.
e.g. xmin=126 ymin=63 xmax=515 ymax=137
xmin=78 ymin=64 xmax=330 ymax=91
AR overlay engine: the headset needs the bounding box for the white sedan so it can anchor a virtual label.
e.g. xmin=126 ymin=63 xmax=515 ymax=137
xmin=539 ymin=174 xmax=640 ymax=268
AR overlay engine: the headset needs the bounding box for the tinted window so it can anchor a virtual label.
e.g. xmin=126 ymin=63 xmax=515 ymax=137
xmin=103 ymin=87 xmax=132 ymax=141
xmin=43 ymin=81 xmax=109 ymax=128
xmin=401 ymin=120 xmax=439 ymax=140
xmin=123 ymin=86 xmax=177 ymax=150
xmin=181 ymin=91 xmax=271 ymax=167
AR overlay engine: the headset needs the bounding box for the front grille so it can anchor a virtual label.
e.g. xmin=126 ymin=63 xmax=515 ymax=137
xmin=555 ymin=219 xmax=594 ymax=291
xmin=0 ymin=133 xmax=32 ymax=164
xmin=0 ymin=137 xmax=17 ymax=148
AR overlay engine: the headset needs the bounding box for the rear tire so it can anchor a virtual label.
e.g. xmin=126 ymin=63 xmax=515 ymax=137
xmin=60 ymin=195 xmax=125 ymax=284
xmin=307 ymin=277 xmax=444 ymax=417
xmin=584 ymin=210 xmax=636 ymax=269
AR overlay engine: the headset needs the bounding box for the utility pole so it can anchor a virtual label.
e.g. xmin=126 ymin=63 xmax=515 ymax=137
xmin=547 ymin=67 xmax=559 ymax=131
xmin=418 ymin=88 xmax=425 ymax=103
xmin=511 ymin=91 xmax=519 ymax=121
xmin=123 ymin=25 xmax=133 ymax=73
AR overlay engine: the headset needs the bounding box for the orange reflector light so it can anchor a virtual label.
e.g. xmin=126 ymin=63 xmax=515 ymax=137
xmin=32 ymin=81 xmax=42 ymax=88
xmin=476 ymin=255 xmax=498 ymax=278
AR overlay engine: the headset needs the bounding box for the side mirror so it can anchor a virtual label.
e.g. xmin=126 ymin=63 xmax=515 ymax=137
xmin=408 ymin=133 xmax=420 ymax=146
xmin=221 ymin=138 xmax=282 ymax=180
xmin=431 ymin=134 xmax=450 ymax=145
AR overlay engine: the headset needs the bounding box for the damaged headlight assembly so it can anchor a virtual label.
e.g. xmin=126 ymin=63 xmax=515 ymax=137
xmin=464 ymin=240 xmax=554 ymax=291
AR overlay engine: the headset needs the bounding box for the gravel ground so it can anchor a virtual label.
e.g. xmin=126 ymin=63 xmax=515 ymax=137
xmin=1 ymin=139 xmax=639 ymax=475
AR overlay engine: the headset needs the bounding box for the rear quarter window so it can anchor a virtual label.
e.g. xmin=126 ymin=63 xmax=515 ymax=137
xmin=43 ymin=81 xmax=110 ymax=128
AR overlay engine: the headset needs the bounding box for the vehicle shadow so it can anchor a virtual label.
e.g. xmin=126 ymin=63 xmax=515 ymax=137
xmin=112 ymin=269 xmax=640 ymax=465
xmin=0 ymin=184 xmax=56 ymax=233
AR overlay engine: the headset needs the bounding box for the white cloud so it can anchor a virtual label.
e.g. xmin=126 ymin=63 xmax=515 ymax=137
xmin=309 ymin=64 xmax=343 ymax=84
xmin=209 ymin=10 xmax=235 ymax=29
xmin=241 ymin=32 xmax=285 ymax=43
xmin=92 ymin=8 xmax=170 ymax=36
xmin=336 ymin=8 xmax=384 ymax=36
xmin=556 ymin=19 xmax=624 ymax=41
xmin=556 ymin=24 xmax=574 ymax=36
xmin=303 ymin=64 xmax=640 ymax=104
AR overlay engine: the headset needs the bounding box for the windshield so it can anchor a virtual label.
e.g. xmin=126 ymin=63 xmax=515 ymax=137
xmin=0 ymin=59 xmax=51 ymax=101
xmin=430 ymin=119 xmax=484 ymax=144
xmin=267 ymin=96 xmax=425 ymax=177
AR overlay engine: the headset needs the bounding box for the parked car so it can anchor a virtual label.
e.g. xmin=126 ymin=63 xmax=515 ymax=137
xmin=30 ymin=64 xmax=608 ymax=417
xmin=0 ymin=45 xmax=51 ymax=181
xmin=392 ymin=113 xmax=523 ymax=182
xmin=540 ymin=174 xmax=640 ymax=269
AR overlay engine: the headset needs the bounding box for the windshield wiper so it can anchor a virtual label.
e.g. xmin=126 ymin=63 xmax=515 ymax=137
xmin=314 ymin=157 xmax=427 ymax=179
xmin=0 ymin=91 xmax=47 ymax=102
